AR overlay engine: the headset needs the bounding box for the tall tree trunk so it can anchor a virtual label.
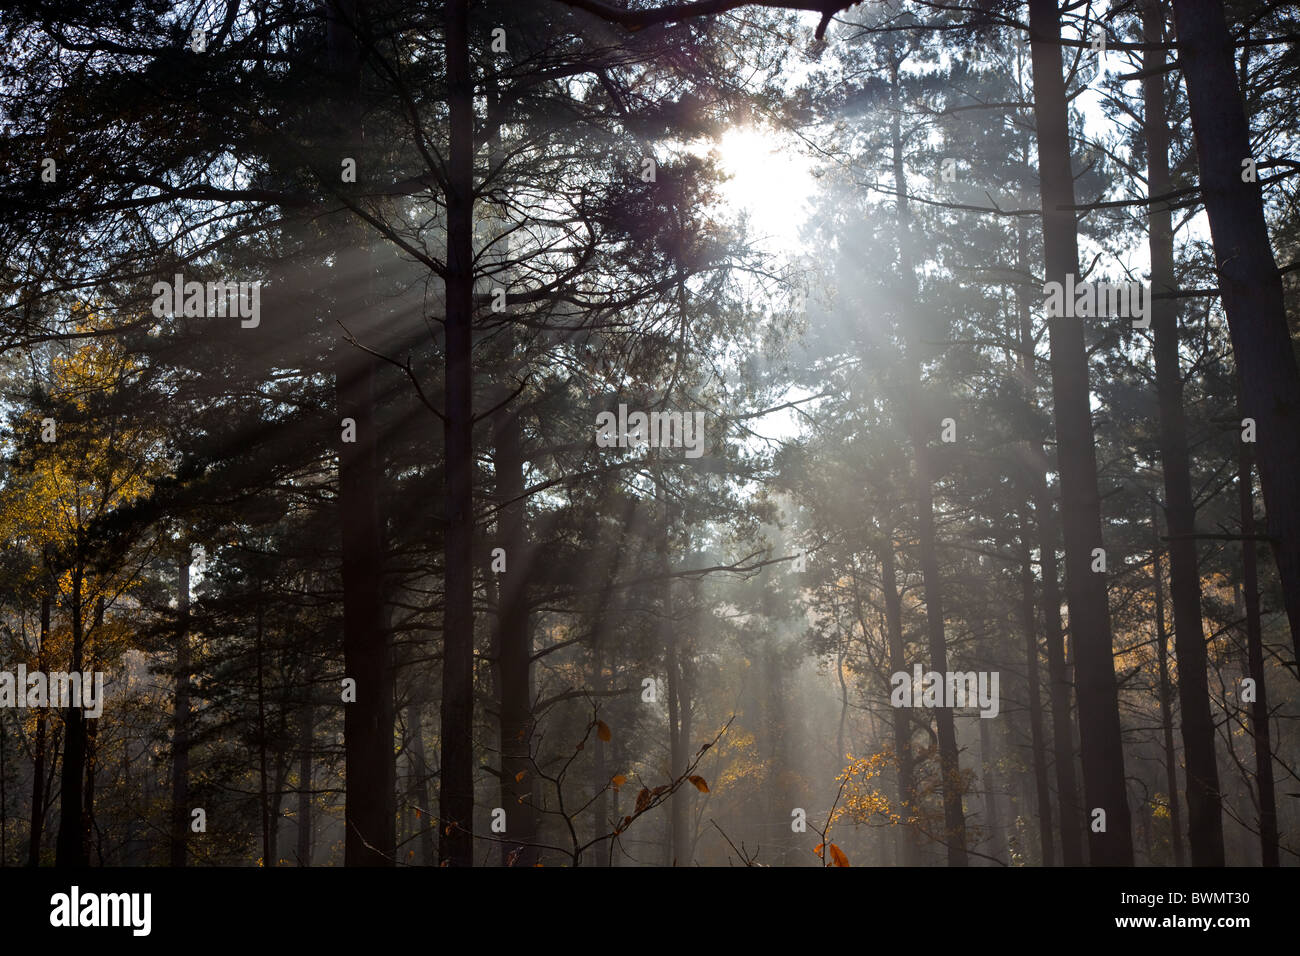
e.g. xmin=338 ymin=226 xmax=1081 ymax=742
xmin=592 ymin=642 xmax=611 ymax=867
xmin=666 ymin=636 xmax=688 ymax=865
xmin=439 ymin=0 xmax=477 ymax=868
xmin=678 ymin=641 xmax=695 ymax=862
xmin=977 ymin=712 xmax=1004 ymax=865
xmin=1170 ymin=0 xmax=1300 ymax=658
xmin=407 ymin=704 xmax=435 ymax=866
xmin=1018 ymin=522 xmax=1055 ymax=866
xmin=81 ymin=596 xmax=103 ymax=864
xmin=973 ymin=610 xmax=1005 ymax=865
xmin=27 ymin=593 xmax=49 ymax=867
xmin=1144 ymin=0 xmax=1224 ymax=866
xmin=1151 ymin=508 xmax=1186 ymax=866
xmin=54 ymin=565 xmax=86 ymax=867
xmin=879 ymin=540 xmax=920 ymax=865
xmin=609 ymin=733 xmax=623 ymax=867
xmin=268 ymin=749 xmax=289 ymax=866
xmin=890 ymin=58 xmax=966 ymax=865
xmin=327 ymin=0 xmax=395 ymax=868
xmin=296 ymin=689 xmax=314 ymax=866
xmin=1016 ymin=190 xmax=1084 ymax=867
xmin=494 ymin=405 xmax=537 ymax=867
xmin=1238 ymin=446 xmax=1278 ymax=866
xmin=256 ymin=600 xmax=271 ymax=867
xmin=1028 ymin=0 xmax=1133 ymax=865
xmin=1035 ymin=480 xmax=1085 ymax=863
xmin=171 ymin=553 xmax=191 ymax=866
xmin=659 ymin=488 xmax=692 ymax=866
xmin=1 ymin=707 xmax=6 ymax=864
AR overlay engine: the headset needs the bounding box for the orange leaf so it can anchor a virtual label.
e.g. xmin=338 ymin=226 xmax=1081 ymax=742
xmin=611 ymin=774 xmax=627 ymax=791
xmin=813 ymin=842 xmax=825 ymax=856
xmin=596 ymin=720 xmax=612 ymax=742
xmin=829 ymin=843 xmax=850 ymax=867
xmin=687 ymin=775 xmax=709 ymax=794
xmin=514 ymin=770 xmax=527 ymax=782
xmin=634 ymin=788 xmax=652 ymax=814
xmin=415 ymin=808 xmax=423 ymax=819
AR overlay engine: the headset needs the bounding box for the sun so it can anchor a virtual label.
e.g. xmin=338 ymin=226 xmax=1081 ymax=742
xmin=711 ymin=124 xmax=816 ymax=254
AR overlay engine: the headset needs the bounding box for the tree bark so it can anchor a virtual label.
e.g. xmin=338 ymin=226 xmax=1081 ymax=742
xmin=1144 ymin=0 xmax=1224 ymax=866
xmin=879 ymin=540 xmax=920 ymax=865
xmin=27 ymin=594 xmax=49 ymax=867
xmin=1238 ymin=446 xmax=1278 ymax=866
xmin=1029 ymin=0 xmax=1133 ymax=865
xmin=171 ymin=554 xmax=191 ymax=866
xmin=54 ymin=564 xmax=86 ymax=867
xmin=439 ymin=0 xmax=477 ymax=868
xmin=81 ymin=596 xmax=104 ymax=864
xmin=494 ymin=406 xmax=537 ymax=867
xmin=1169 ymin=0 xmax=1300 ymax=658
xmin=1016 ymin=185 xmax=1084 ymax=867
xmin=256 ymin=600 xmax=271 ymax=867
xmin=1151 ymin=514 xmax=1186 ymax=867
xmin=1018 ymin=522 xmax=1055 ymax=866
xmin=296 ymin=689 xmax=314 ymax=866
xmin=326 ymin=0 xmax=395 ymax=868
xmin=407 ymin=704 xmax=435 ymax=866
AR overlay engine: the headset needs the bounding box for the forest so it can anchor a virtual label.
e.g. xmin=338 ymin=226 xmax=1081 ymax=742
xmin=0 ymin=0 xmax=1296 ymax=871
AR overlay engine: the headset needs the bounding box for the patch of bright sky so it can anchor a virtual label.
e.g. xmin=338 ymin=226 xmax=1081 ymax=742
xmin=711 ymin=122 xmax=818 ymax=258
xmin=706 ymin=119 xmax=824 ymax=447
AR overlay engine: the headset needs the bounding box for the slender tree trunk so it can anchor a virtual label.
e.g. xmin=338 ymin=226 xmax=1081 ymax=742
xmin=667 ymin=638 xmax=688 ymax=865
xmin=592 ymin=642 xmax=611 ymax=867
xmin=1144 ymin=0 xmax=1224 ymax=866
xmin=1029 ymin=0 xmax=1133 ymax=865
xmin=609 ymin=733 xmax=623 ymax=867
xmin=296 ymin=690 xmax=314 ymax=866
xmin=1151 ymin=509 xmax=1186 ymax=866
xmin=972 ymin=610 xmax=1005 ymax=865
xmin=1238 ymin=447 xmax=1278 ymax=866
xmin=1034 ymin=479 xmax=1085 ymax=863
xmin=81 ymin=596 xmax=103 ymax=864
xmin=1170 ymin=0 xmax=1300 ymax=658
xmin=679 ymin=642 xmax=695 ymax=861
xmin=256 ymin=600 xmax=271 ymax=867
xmin=659 ymin=489 xmax=692 ymax=866
xmin=55 ymin=565 xmax=86 ymax=867
xmin=407 ymin=704 xmax=435 ymax=866
xmin=494 ymin=405 xmax=537 ymax=867
xmin=879 ymin=540 xmax=920 ymax=865
xmin=327 ymin=0 xmax=395 ymax=868
xmin=1018 ymin=523 xmax=1055 ymax=866
xmin=268 ymin=750 xmax=289 ymax=866
xmin=1 ymin=707 xmax=6 ymax=865
xmin=438 ymin=0 xmax=476 ymax=868
xmin=171 ymin=554 xmax=191 ymax=866
xmin=890 ymin=58 xmax=966 ymax=865
xmin=1016 ymin=190 xmax=1084 ymax=867
xmin=27 ymin=594 xmax=49 ymax=867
